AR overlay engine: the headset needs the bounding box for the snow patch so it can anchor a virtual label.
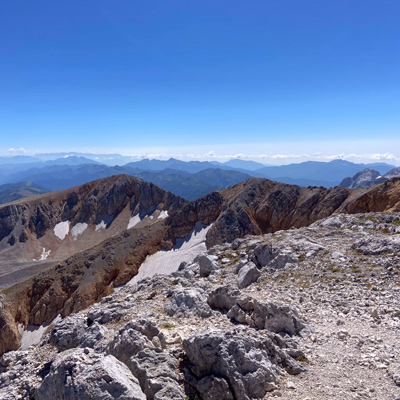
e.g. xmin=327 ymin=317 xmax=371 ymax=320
xmin=127 ymin=206 xmax=156 ymax=229
xmin=54 ymin=221 xmax=70 ymax=240
xmin=95 ymin=215 xmax=113 ymax=231
xmin=95 ymin=220 xmax=107 ymax=231
xmin=37 ymin=247 xmax=51 ymax=261
xmin=158 ymin=210 xmax=169 ymax=219
xmin=127 ymin=214 xmax=141 ymax=229
xmin=71 ymin=222 xmax=88 ymax=240
xmin=18 ymin=315 xmax=62 ymax=350
xmin=128 ymin=222 xmax=212 ymax=285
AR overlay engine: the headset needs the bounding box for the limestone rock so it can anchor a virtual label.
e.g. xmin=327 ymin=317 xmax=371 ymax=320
xmin=35 ymin=348 xmax=146 ymax=400
xmin=227 ymin=297 xmax=305 ymax=336
xmin=207 ymin=286 xmax=241 ymax=312
xmin=79 ymin=322 xmax=108 ymax=350
xmin=128 ymin=347 xmax=184 ymax=400
xmin=49 ymin=314 xmax=87 ymax=351
xmin=196 ymin=254 xmax=219 ymax=277
xmin=164 ymin=287 xmax=212 ymax=318
xmin=183 ymin=327 xmax=304 ymax=400
xmin=195 ymin=375 xmax=234 ymax=400
xmin=237 ymin=262 xmax=261 ymax=288
xmin=107 ymin=319 xmax=164 ymax=364
xmin=251 ymin=243 xmax=276 ymax=268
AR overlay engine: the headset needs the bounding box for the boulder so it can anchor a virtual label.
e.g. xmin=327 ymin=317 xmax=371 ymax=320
xmin=183 ymin=327 xmax=304 ymax=400
xmin=251 ymin=243 xmax=276 ymax=268
xmin=128 ymin=347 xmax=184 ymax=400
xmin=35 ymin=348 xmax=146 ymax=400
xmin=195 ymin=254 xmax=219 ymax=277
xmin=87 ymin=300 xmax=131 ymax=325
xmin=269 ymin=249 xmax=298 ymax=269
xmin=49 ymin=314 xmax=87 ymax=351
xmin=164 ymin=287 xmax=212 ymax=318
xmin=207 ymin=286 xmax=241 ymax=312
xmin=227 ymin=298 xmax=305 ymax=336
xmin=79 ymin=322 xmax=108 ymax=350
xmin=237 ymin=262 xmax=261 ymax=288
xmin=107 ymin=319 xmax=164 ymax=364
xmin=207 ymin=286 xmax=306 ymax=336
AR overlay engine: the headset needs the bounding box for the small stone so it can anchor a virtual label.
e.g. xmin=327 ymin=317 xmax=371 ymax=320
xmin=286 ymin=381 xmax=296 ymax=389
xmin=337 ymin=330 xmax=349 ymax=340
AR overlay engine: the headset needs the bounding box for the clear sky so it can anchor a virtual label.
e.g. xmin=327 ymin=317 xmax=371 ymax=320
xmin=1 ymin=1 xmax=399 ymax=164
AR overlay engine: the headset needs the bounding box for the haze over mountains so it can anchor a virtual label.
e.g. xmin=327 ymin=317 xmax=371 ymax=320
xmin=0 ymin=153 xmax=397 ymax=204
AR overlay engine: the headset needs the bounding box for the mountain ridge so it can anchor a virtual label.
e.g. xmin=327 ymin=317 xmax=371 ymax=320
xmin=1 ymin=175 xmax=400 ymax=355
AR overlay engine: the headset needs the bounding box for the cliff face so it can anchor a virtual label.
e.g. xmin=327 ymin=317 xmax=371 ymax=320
xmin=200 ymin=179 xmax=355 ymax=246
xmin=343 ymin=177 xmax=400 ymax=213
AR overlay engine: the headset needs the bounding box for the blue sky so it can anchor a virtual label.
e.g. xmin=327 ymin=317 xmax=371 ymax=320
xmin=1 ymin=0 xmax=399 ymax=164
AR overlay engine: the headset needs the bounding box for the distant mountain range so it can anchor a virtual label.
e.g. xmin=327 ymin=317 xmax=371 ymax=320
xmin=0 ymin=154 xmax=397 ymax=204
xmin=0 ymin=182 xmax=48 ymax=204
xmin=340 ymin=167 xmax=400 ymax=189
xmin=257 ymin=159 xmax=395 ymax=183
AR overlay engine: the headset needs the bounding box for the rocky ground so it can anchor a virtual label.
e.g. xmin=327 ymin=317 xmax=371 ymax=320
xmin=1 ymin=211 xmax=400 ymax=399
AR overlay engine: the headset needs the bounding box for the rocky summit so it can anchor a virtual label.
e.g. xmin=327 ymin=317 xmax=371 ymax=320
xmin=341 ymin=167 xmax=400 ymax=189
xmin=0 ymin=176 xmax=400 ymax=399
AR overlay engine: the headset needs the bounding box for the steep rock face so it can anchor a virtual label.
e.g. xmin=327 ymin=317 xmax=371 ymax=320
xmin=204 ymin=178 xmax=355 ymax=246
xmin=344 ymin=178 xmax=400 ymax=213
xmin=165 ymin=191 xmax=223 ymax=242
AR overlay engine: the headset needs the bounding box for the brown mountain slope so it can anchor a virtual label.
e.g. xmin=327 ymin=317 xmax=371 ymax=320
xmin=0 ymin=220 xmax=168 ymax=354
xmin=0 ymin=175 xmax=189 ymax=354
xmin=203 ymin=178 xmax=362 ymax=246
xmin=343 ymin=177 xmax=400 ymax=213
xmin=0 ymin=174 xmax=184 ymax=263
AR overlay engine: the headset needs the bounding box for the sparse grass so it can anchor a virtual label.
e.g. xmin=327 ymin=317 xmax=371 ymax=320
xmin=159 ymin=322 xmax=175 ymax=330
xmin=295 ymin=355 xmax=310 ymax=364
xmin=326 ymin=263 xmax=342 ymax=274
xmin=351 ymin=265 xmax=362 ymax=274
xmin=298 ymin=279 xmax=310 ymax=289
xmin=210 ymin=275 xmax=225 ymax=285
xmin=221 ymin=251 xmax=241 ymax=264
xmin=298 ymin=253 xmax=306 ymax=263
